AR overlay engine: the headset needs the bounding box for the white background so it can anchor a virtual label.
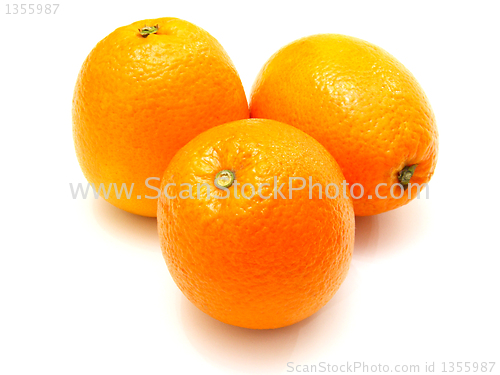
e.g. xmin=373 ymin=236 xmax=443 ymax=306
xmin=1 ymin=1 xmax=499 ymax=374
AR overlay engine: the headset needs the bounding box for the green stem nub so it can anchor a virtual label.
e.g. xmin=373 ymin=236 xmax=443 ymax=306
xmin=398 ymin=164 xmax=418 ymax=186
xmin=138 ymin=24 xmax=159 ymax=38
xmin=214 ymin=170 xmax=235 ymax=189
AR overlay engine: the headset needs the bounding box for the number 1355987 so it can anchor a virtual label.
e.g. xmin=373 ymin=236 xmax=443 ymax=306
xmin=6 ymin=4 xmax=59 ymax=14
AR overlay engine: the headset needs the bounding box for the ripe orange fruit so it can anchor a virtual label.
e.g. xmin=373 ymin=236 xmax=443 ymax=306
xmin=158 ymin=118 xmax=355 ymax=329
xmin=250 ymin=34 xmax=438 ymax=216
xmin=73 ymin=18 xmax=248 ymax=217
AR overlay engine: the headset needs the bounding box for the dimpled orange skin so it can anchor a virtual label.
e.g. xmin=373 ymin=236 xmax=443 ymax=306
xmin=73 ymin=18 xmax=248 ymax=217
xmin=250 ymin=34 xmax=438 ymax=216
xmin=158 ymin=119 xmax=355 ymax=329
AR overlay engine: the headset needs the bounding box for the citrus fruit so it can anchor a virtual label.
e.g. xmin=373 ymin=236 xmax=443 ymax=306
xmin=73 ymin=17 xmax=248 ymax=217
xmin=158 ymin=118 xmax=355 ymax=329
xmin=250 ymin=34 xmax=438 ymax=216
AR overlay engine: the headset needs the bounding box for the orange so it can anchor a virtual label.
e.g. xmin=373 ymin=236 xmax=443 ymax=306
xmin=250 ymin=34 xmax=438 ymax=216
xmin=158 ymin=118 xmax=355 ymax=329
xmin=73 ymin=17 xmax=248 ymax=217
